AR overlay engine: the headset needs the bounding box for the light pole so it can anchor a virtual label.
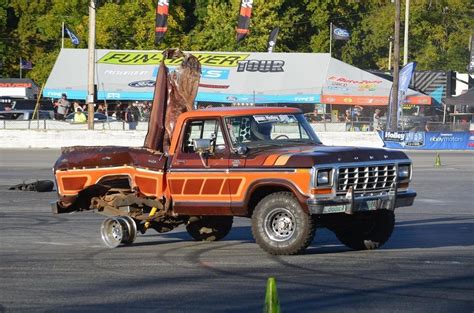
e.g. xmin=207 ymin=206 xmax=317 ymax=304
xmin=403 ymin=0 xmax=410 ymax=65
xmin=87 ymin=0 xmax=96 ymax=130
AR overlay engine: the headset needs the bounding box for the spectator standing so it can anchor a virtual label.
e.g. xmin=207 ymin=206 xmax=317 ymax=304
xmin=56 ymin=94 xmax=71 ymax=120
xmin=125 ymin=103 xmax=139 ymax=130
xmin=373 ymin=109 xmax=382 ymax=131
xmin=344 ymin=109 xmax=352 ymax=131
xmin=73 ymin=107 xmax=87 ymax=123
xmin=352 ymin=105 xmax=364 ymax=131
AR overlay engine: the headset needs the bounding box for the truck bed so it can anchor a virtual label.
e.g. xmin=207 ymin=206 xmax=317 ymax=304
xmin=54 ymin=146 xmax=166 ymax=172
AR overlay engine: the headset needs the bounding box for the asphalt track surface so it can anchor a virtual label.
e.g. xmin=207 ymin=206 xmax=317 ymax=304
xmin=0 ymin=149 xmax=473 ymax=313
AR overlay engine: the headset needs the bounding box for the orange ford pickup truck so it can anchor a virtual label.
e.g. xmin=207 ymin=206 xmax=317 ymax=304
xmin=52 ymin=107 xmax=416 ymax=255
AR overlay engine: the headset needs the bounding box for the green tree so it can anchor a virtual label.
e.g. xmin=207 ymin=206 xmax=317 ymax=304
xmin=1 ymin=0 xmax=472 ymax=85
xmin=186 ymin=0 xmax=301 ymax=52
xmin=342 ymin=0 xmax=473 ymax=71
xmin=0 ymin=0 xmax=10 ymax=76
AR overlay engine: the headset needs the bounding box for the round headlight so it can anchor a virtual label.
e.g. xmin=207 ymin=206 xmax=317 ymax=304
xmin=317 ymin=170 xmax=330 ymax=185
xmin=398 ymin=165 xmax=410 ymax=179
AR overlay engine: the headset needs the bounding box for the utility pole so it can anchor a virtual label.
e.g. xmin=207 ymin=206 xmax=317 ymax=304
xmin=87 ymin=0 xmax=96 ymax=130
xmin=389 ymin=0 xmax=401 ymax=131
xmin=403 ymin=0 xmax=410 ymax=65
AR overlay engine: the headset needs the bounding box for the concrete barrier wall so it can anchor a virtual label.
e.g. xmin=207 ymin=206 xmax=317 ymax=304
xmin=0 ymin=130 xmax=145 ymax=149
xmin=0 ymin=129 xmax=384 ymax=149
xmin=0 ymin=120 xmax=149 ymax=131
xmin=316 ymin=131 xmax=385 ymax=148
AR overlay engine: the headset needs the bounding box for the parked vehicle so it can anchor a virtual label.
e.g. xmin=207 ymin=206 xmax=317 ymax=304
xmin=0 ymin=110 xmax=54 ymax=120
xmin=52 ymin=107 xmax=416 ymax=255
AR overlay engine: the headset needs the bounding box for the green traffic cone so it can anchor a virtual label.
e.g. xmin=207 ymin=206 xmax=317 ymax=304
xmin=264 ymin=277 xmax=280 ymax=313
xmin=434 ymin=153 xmax=441 ymax=167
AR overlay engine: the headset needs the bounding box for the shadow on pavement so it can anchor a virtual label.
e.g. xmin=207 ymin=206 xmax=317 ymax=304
xmin=135 ymin=215 xmax=474 ymax=252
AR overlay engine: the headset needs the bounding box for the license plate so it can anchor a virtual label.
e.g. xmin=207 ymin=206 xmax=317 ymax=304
xmin=322 ymin=205 xmax=347 ymax=214
xmin=365 ymin=200 xmax=380 ymax=210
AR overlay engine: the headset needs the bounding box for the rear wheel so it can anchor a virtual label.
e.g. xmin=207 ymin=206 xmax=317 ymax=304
xmin=186 ymin=216 xmax=233 ymax=241
xmin=100 ymin=216 xmax=137 ymax=248
xmin=330 ymin=210 xmax=395 ymax=250
xmin=252 ymin=192 xmax=315 ymax=255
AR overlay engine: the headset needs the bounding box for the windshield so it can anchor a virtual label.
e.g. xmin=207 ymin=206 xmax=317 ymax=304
xmin=225 ymin=113 xmax=321 ymax=147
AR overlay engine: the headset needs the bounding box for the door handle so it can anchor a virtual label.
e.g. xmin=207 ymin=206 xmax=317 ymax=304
xmin=175 ymin=160 xmax=185 ymax=165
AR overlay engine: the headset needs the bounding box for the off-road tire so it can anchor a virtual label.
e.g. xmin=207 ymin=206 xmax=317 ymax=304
xmin=331 ymin=210 xmax=395 ymax=250
xmin=252 ymin=192 xmax=315 ymax=255
xmin=186 ymin=216 xmax=233 ymax=241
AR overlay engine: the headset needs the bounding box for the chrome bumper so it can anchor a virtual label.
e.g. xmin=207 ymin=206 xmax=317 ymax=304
xmin=307 ymin=189 xmax=416 ymax=215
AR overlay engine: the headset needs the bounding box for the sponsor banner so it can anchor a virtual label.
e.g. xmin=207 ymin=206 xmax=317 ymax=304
xmin=98 ymin=52 xmax=250 ymax=67
xmin=46 ymin=49 xmax=431 ymax=103
xmin=322 ymin=94 xmax=431 ymax=106
xmin=43 ymin=88 xmax=320 ymax=103
xmin=0 ymin=82 xmax=32 ymax=88
xmin=381 ymin=131 xmax=474 ymax=150
xmin=151 ymin=66 xmax=230 ymax=80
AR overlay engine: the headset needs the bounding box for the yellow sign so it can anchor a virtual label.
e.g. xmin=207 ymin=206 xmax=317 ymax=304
xmin=97 ymin=52 xmax=250 ymax=67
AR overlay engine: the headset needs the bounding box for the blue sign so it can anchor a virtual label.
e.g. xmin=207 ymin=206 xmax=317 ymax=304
xmin=381 ymin=131 xmax=474 ymax=150
xmin=152 ymin=67 xmax=230 ymax=80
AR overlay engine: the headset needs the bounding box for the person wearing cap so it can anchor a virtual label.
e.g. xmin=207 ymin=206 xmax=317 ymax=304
xmin=56 ymin=94 xmax=71 ymax=120
xmin=73 ymin=107 xmax=87 ymax=123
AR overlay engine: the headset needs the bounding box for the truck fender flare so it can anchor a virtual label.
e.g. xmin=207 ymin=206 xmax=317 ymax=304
xmin=243 ymin=179 xmax=309 ymax=214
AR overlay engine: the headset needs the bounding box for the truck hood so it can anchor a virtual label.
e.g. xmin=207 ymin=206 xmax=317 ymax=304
xmin=244 ymin=145 xmax=409 ymax=168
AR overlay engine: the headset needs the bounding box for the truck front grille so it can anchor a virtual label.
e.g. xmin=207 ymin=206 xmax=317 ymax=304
xmin=337 ymin=164 xmax=397 ymax=195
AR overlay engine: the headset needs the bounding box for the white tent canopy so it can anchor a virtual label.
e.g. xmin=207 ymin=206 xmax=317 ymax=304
xmin=44 ymin=49 xmax=430 ymax=106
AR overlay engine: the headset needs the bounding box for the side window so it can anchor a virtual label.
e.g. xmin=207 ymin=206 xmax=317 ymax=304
xmin=182 ymin=119 xmax=226 ymax=153
xmin=226 ymin=116 xmax=253 ymax=143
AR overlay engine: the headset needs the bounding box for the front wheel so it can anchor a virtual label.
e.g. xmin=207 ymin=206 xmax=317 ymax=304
xmin=186 ymin=216 xmax=233 ymax=241
xmin=252 ymin=192 xmax=315 ymax=255
xmin=330 ymin=210 xmax=395 ymax=250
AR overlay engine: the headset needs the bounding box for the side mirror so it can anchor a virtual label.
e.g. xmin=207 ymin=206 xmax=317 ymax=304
xmin=235 ymin=143 xmax=248 ymax=155
xmin=193 ymin=139 xmax=212 ymax=154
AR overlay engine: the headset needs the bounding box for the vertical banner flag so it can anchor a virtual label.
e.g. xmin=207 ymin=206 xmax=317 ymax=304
xmin=155 ymin=0 xmax=170 ymax=44
xmin=236 ymin=0 xmax=253 ymax=43
xmin=267 ymin=27 xmax=279 ymax=53
xmin=387 ymin=61 xmax=417 ymax=127
xmin=332 ymin=25 xmax=350 ymax=40
xmin=64 ymin=25 xmax=80 ymax=45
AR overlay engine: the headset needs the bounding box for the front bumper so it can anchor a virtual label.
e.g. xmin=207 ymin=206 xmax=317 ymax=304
xmin=307 ymin=189 xmax=416 ymax=215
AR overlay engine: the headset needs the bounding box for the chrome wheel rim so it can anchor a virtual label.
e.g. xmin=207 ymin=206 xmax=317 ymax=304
xmin=101 ymin=217 xmax=124 ymax=248
xmin=264 ymin=208 xmax=296 ymax=242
